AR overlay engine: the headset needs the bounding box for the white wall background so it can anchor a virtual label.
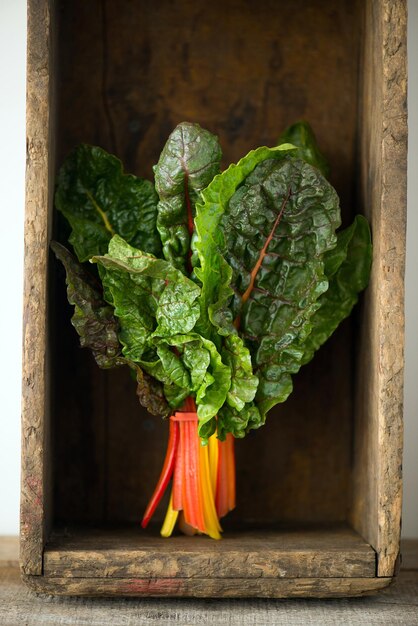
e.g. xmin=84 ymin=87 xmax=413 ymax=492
xmin=0 ymin=0 xmax=26 ymax=536
xmin=0 ymin=1 xmax=416 ymax=538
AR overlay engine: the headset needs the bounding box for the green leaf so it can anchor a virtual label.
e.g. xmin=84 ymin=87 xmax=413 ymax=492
xmin=51 ymin=241 xmax=122 ymax=368
xmin=217 ymin=402 xmax=264 ymax=440
xmin=197 ymin=154 xmax=341 ymax=419
xmin=148 ymin=333 xmax=231 ymax=437
xmin=277 ymin=121 xmax=330 ymax=177
xmin=134 ymin=365 xmax=170 ymax=417
xmin=93 ymin=235 xmax=201 ymax=361
xmin=194 ymin=143 xmax=295 ymax=341
xmin=55 ymin=144 xmax=162 ymax=262
xmin=51 ymin=241 xmax=169 ymax=417
xmin=154 ymin=122 xmax=222 ymax=273
xmin=195 ymin=336 xmax=231 ymax=433
xmin=222 ymin=335 xmax=258 ymax=412
xmin=300 ymin=214 xmax=372 ymax=365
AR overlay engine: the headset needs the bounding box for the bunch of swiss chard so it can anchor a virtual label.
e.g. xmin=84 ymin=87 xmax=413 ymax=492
xmin=52 ymin=121 xmax=372 ymax=444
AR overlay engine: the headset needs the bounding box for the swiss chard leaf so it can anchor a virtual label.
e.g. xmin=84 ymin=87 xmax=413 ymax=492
xmin=222 ymin=335 xmax=258 ymax=413
xmin=51 ymin=241 xmax=169 ymax=416
xmin=196 ymin=153 xmax=341 ymax=419
xmin=217 ymin=402 xmax=264 ymax=440
xmin=140 ymin=333 xmax=231 ymax=438
xmin=51 ymin=241 xmax=122 ymax=368
xmin=93 ymin=235 xmax=201 ymax=361
xmin=300 ymin=214 xmax=372 ymax=365
xmin=194 ymin=143 xmax=295 ymax=342
xmin=277 ymin=120 xmax=330 ymax=177
xmin=134 ymin=365 xmax=170 ymax=418
xmin=56 ymin=144 xmax=162 ymax=262
xmin=154 ymin=122 xmax=222 ymax=273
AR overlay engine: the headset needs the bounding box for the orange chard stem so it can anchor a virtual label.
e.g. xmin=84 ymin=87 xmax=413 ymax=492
xmin=216 ymin=434 xmax=236 ymax=518
xmin=172 ymin=433 xmax=183 ymax=511
xmin=182 ymin=420 xmax=206 ymax=532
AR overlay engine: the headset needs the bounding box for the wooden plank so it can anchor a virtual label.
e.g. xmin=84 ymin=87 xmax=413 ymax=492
xmin=43 ymin=525 xmax=376 ymax=580
xmin=23 ymin=574 xmax=391 ymax=599
xmin=4 ymin=571 xmax=418 ymax=624
xmin=21 ymin=0 xmax=54 ymax=576
xmin=4 ymin=543 xmax=418 ymax=621
xmin=350 ymin=0 xmax=407 ymax=578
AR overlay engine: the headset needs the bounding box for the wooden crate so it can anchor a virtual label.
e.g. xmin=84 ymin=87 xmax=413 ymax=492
xmin=21 ymin=0 xmax=407 ymax=597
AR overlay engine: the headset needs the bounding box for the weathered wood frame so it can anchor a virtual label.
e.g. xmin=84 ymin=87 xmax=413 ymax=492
xmin=21 ymin=0 xmax=407 ymax=597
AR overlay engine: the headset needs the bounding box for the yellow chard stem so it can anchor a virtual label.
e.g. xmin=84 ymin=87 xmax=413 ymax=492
xmin=160 ymin=490 xmax=179 ymax=538
xmin=199 ymin=440 xmax=222 ymax=539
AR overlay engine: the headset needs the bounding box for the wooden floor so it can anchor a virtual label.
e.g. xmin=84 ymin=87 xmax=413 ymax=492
xmin=1 ymin=537 xmax=418 ymax=625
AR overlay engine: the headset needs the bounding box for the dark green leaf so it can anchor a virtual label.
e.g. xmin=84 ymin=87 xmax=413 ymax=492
xmin=55 ymin=144 xmax=162 ymax=262
xmin=197 ymin=153 xmax=341 ymax=419
xmin=194 ymin=143 xmax=295 ymax=342
xmin=93 ymin=235 xmax=201 ymax=361
xmin=134 ymin=365 xmax=170 ymax=417
xmin=155 ymin=122 xmax=222 ymax=273
xmin=277 ymin=121 xmax=330 ymax=177
xmin=300 ymin=214 xmax=372 ymax=365
xmin=51 ymin=241 xmax=169 ymax=417
xmin=51 ymin=241 xmax=122 ymax=368
xmin=144 ymin=333 xmax=231 ymax=437
xmin=217 ymin=402 xmax=264 ymax=440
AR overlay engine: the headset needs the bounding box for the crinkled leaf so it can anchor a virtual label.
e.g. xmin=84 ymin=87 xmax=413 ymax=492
xmin=93 ymin=235 xmax=200 ymax=360
xmin=134 ymin=365 xmax=170 ymax=417
xmin=301 ymin=214 xmax=372 ymax=365
xmin=277 ymin=120 xmax=330 ymax=178
xmin=197 ymin=154 xmax=341 ymax=419
xmin=217 ymin=403 xmax=264 ymax=441
xmin=222 ymin=335 xmax=258 ymax=412
xmin=194 ymin=143 xmax=295 ymax=341
xmin=195 ymin=336 xmax=231 ymax=433
xmin=155 ymin=122 xmax=222 ymax=273
xmin=51 ymin=241 xmax=122 ymax=368
xmin=140 ymin=333 xmax=230 ymax=437
xmin=160 ymin=334 xmax=231 ymax=437
xmin=56 ymin=144 xmax=162 ymax=262
xmin=51 ymin=241 xmax=168 ymax=416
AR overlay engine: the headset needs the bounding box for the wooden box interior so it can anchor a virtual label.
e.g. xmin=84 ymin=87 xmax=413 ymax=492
xmin=44 ymin=0 xmax=385 ymax=587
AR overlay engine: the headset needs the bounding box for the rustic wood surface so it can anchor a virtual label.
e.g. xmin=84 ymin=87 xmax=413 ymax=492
xmin=23 ymin=574 xmax=392 ymax=599
xmin=2 ymin=538 xmax=418 ymax=624
xmin=42 ymin=525 xmax=376 ymax=580
xmin=350 ymin=0 xmax=407 ymax=578
xmin=21 ymin=0 xmax=54 ymax=576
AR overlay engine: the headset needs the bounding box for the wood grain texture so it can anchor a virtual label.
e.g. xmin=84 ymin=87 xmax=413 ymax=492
xmin=3 ymin=544 xmax=418 ymax=623
xmin=3 ymin=571 xmax=418 ymax=624
xmin=23 ymin=574 xmax=391 ymax=599
xmin=3 ymin=569 xmax=418 ymax=623
xmin=42 ymin=525 xmax=376 ymax=580
xmin=350 ymin=0 xmax=407 ymax=578
xmin=21 ymin=0 xmax=54 ymax=576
